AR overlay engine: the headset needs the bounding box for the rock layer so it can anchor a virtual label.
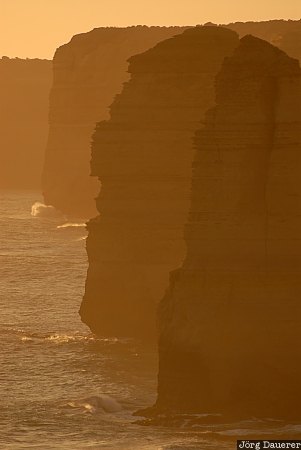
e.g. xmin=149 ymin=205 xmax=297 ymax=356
xmin=80 ymin=27 xmax=239 ymax=339
xmin=156 ymin=36 xmax=301 ymax=419
xmin=42 ymin=26 xmax=185 ymax=216
xmin=41 ymin=20 xmax=301 ymax=217
xmin=226 ymin=19 xmax=301 ymax=61
xmin=0 ymin=57 xmax=52 ymax=189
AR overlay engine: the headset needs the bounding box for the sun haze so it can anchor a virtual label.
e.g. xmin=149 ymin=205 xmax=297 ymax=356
xmin=1 ymin=0 xmax=300 ymax=59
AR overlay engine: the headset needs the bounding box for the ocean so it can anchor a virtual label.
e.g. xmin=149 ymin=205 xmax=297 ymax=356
xmin=1 ymin=190 xmax=299 ymax=449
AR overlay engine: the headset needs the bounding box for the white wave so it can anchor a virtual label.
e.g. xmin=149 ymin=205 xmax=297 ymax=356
xmin=21 ymin=336 xmax=33 ymax=342
xmin=31 ymin=202 xmax=63 ymax=218
xmin=68 ymin=395 xmax=122 ymax=414
xmin=76 ymin=236 xmax=87 ymax=241
xmin=44 ymin=333 xmax=95 ymax=344
xmin=85 ymin=395 xmax=122 ymax=413
xmin=57 ymin=222 xmax=86 ymax=229
xmin=13 ymin=328 xmax=120 ymax=345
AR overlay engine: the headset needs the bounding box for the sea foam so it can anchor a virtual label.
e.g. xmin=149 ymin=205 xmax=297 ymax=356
xmin=31 ymin=202 xmax=63 ymax=218
xmin=68 ymin=395 xmax=123 ymax=414
xmin=57 ymin=222 xmax=86 ymax=229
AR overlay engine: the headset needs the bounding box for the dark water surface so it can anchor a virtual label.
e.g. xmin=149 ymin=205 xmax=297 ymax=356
xmin=1 ymin=191 xmax=299 ymax=449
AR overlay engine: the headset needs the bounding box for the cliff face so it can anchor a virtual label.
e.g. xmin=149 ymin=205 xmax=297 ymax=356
xmin=41 ymin=21 xmax=301 ymax=217
xmin=42 ymin=26 xmax=186 ymax=216
xmin=0 ymin=57 xmax=52 ymax=189
xmin=226 ymin=19 xmax=301 ymax=61
xmin=80 ymin=27 xmax=239 ymax=339
xmin=156 ymin=36 xmax=301 ymax=419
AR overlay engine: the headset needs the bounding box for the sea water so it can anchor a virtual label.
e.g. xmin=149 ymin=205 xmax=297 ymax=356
xmin=1 ymin=191 xmax=299 ymax=450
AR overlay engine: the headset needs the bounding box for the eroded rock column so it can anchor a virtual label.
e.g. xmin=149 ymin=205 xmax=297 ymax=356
xmin=156 ymin=36 xmax=301 ymax=419
xmin=81 ymin=27 xmax=239 ymax=339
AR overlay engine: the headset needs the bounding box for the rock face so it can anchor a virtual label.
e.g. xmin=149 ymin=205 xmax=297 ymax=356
xmin=41 ymin=21 xmax=301 ymax=217
xmin=226 ymin=19 xmax=301 ymax=61
xmin=156 ymin=36 xmax=301 ymax=419
xmin=80 ymin=27 xmax=239 ymax=339
xmin=0 ymin=57 xmax=52 ymax=189
xmin=42 ymin=26 xmax=186 ymax=216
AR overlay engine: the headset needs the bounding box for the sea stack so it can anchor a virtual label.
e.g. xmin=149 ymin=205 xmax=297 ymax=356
xmin=80 ymin=26 xmax=239 ymax=340
xmin=41 ymin=21 xmax=301 ymax=218
xmin=42 ymin=26 xmax=185 ymax=217
xmin=0 ymin=57 xmax=52 ymax=189
xmin=156 ymin=36 xmax=301 ymax=419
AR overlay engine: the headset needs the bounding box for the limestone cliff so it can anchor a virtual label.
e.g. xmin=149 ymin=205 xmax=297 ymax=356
xmin=41 ymin=21 xmax=301 ymax=217
xmin=226 ymin=19 xmax=301 ymax=61
xmin=42 ymin=26 xmax=185 ymax=216
xmin=80 ymin=27 xmax=239 ymax=339
xmin=0 ymin=57 xmax=52 ymax=189
xmin=156 ymin=36 xmax=301 ymax=419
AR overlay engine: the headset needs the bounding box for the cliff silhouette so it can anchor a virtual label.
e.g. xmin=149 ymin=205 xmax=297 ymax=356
xmin=42 ymin=20 xmax=301 ymax=218
xmin=42 ymin=26 xmax=186 ymax=216
xmin=80 ymin=26 xmax=239 ymax=339
xmin=154 ymin=35 xmax=301 ymax=420
xmin=0 ymin=57 xmax=52 ymax=189
xmin=226 ymin=19 xmax=301 ymax=61
xmin=80 ymin=20 xmax=301 ymax=341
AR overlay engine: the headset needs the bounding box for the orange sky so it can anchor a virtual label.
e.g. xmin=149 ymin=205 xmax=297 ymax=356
xmin=1 ymin=0 xmax=300 ymax=59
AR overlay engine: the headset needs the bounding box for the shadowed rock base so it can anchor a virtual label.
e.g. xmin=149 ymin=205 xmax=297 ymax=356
xmin=155 ymin=36 xmax=301 ymax=419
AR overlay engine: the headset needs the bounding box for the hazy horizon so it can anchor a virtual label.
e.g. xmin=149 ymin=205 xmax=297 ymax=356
xmin=1 ymin=0 xmax=300 ymax=59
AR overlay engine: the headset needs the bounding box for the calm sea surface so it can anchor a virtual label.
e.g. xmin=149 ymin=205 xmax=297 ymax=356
xmin=1 ymin=191 xmax=300 ymax=449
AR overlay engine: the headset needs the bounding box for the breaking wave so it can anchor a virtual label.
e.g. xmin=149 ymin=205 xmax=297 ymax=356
xmin=57 ymin=222 xmax=86 ymax=229
xmin=67 ymin=395 xmax=123 ymax=414
xmin=31 ymin=202 xmax=63 ymax=218
xmin=76 ymin=236 xmax=87 ymax=241
xmin=2 ymin=326 xmax=119 ymax=346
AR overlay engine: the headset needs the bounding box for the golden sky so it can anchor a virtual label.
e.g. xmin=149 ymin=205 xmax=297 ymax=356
xmin=1 ymin=0 xmax=300 ymax=59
